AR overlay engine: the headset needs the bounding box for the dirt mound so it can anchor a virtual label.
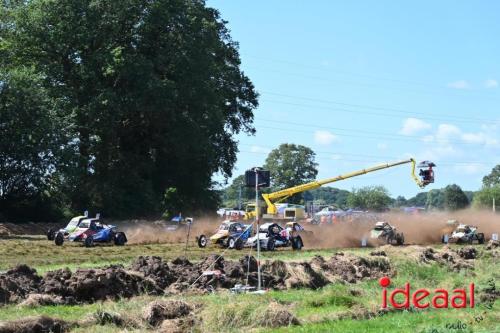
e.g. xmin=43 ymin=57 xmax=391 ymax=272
xmin=313 ymin=253 xmax=391 ymax=283
xmin=41 ymin=266 xmax=162 ymax=303
xmin=370 ymin=250 xmax=387 ymax=256
xmin=19 ymin=293 xmax=66 ymax=307
xmin=0 ymin=223 xmax=60 ymax=236
xmin=142 ymin=300 xmax=193 ymax=327
xmin=485 ymin=239 xmax=499 ymax=250
xmin=159 ymin=316 xmax=197 ymax=333
xmin=0 ymin=252 xmax=392 ymax=304
xmin=456 ymin=246 xmax=478 ymax=259
xmin=0 ymin=265 xmax=41 ymax=304
xmin=260 ymin=302 xmax=300 ymax=327
xmin=419 ymin=247 xmax=474 ymax=271
xmin=130 ymin=256 xmax=176 ymax=289
xmin=0 ymin=316 xmax=69 ymax=333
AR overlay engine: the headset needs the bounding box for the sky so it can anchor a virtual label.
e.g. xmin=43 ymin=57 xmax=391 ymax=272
xmin=208 ymin=0 xmax=500 ymax=198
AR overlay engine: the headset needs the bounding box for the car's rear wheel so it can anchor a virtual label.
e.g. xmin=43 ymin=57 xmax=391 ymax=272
xmin=47 ymin=228 xmax=55 ymax=241
xmin=267 ymin=237 xmax=276 ymax=251
xmin=114 ymin=232 xmax=126 ymax=246
xmin=198 ymin=235 xmax=207 ymax=248
xmin=84 ymin=236 xmax=94 ymax=248
xmin=54 ymin=232 xmax=64 ymax=246
xmin=478 ymin=233 xmax=485 ymax=244
xmin=235 ymin=238 xmax=244 ymax=250
xmin=292 ymin=237 xmax=303 ymax=250
xmin=386 ymin=234 xmax=394 ymax=245
xmin=396 ymin=233 xmax=404 ymax=246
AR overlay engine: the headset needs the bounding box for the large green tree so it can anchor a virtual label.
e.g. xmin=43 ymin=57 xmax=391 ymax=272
xmin=482 ymin=165 xmax=500 ymax=187
xmin=425 ymin=189 xmax=444 ymax=210
xmin=407 ymin=192 xmax=428 ymax=207
xmin=2 ymin=0 xmax=258 ymax=218
xmin=443 ymin=184 xmax=469 ymax=211
xmin=472 ymin=165 xmax=500 ymax=210
xmin=0 ymin=68 xmax=65 ymax=221
xmin=263 ymin=144 xmax=318 ymax=203
xmin=221 ymin=174 xmax=256 ymax=209
xmin=472 ymin=186 xmax=500 ymax=210
xmin=346 ymin=186 xmax=391 ymax=211
xmin=306 ymin=187 xmax=350 ymax=207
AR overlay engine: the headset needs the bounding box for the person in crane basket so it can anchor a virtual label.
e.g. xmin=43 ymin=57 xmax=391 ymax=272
xmin=418 ymin=161 xmax=435 ymax=185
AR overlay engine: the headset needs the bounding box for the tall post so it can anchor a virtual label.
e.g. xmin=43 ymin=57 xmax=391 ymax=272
xmin=255 ymin=168 xmax=261 ymax=291
xmin=238 ymin=185 xmax=242 ymax=210
xmin=493 ymin=197 xmax=496 ymax=213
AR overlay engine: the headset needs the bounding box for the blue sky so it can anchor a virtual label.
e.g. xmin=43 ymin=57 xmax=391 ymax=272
xmin=208 ymin=0 xmax=500 ymax=198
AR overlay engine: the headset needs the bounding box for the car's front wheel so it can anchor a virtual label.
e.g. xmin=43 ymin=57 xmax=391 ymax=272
xmin=114 ymin=232 xmax=126 ymax=246
xmin=54 ymin=232 xmax=64 ymax=246
xmin=197 ymin=235 xmax=207 ymax=248
xmin=84 ymin=236 xmax=94 ymax=248
xmin=228 ymin=237 xmax=236 ymax=249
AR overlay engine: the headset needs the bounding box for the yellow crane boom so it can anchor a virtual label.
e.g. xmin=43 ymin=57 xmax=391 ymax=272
xmin=262 ymin=158 xmax=431 ymax=215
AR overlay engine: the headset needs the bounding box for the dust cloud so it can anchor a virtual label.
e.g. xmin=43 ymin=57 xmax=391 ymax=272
xmin=121 ymin=210 xmax=499 ymax=248
xmin=302 ymin=209 xmax=500 ymax=248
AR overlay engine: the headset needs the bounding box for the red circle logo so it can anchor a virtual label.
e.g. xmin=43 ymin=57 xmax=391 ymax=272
xmin=379 ymin=276 xmax=391 ymax=287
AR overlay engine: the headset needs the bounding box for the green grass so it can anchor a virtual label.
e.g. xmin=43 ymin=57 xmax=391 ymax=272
xmin=0 ymin=236 xmax=498 ymax=332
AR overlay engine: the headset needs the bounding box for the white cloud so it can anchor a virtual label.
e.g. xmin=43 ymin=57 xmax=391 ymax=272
xmin=314 ymin=130 xmax=339 ymax=145
xmin=461 ymin=132 xmax=486 ymax=144
xmin=435 ymin=124 xmax=461 ymax=142
xmin=377 ymin=143 xmax=388 ymax=150
xmin=399 ymin=118 xmax=432 ymax=135
xmin=421 ymin=135 xmax=434 ymax=143
xmin=484 ymin=79 xmax=498 ymax=88
xmin=331 ymin=154 xmax=342 ymax=160
xmin=454 ymin=163 xmax=485 ymax=175
xmin=448 ymin=80 xmax=470 ymax=89
xmin=250 ymin=145 xmax=270 ymax=154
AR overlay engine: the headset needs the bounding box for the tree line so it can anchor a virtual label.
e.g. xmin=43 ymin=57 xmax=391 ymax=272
xmin=0 ymin=0 xmax=258 ymax=221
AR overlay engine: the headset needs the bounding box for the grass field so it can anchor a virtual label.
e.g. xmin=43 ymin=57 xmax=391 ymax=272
xmin=0 ymin=236 xmax=498 ymax=332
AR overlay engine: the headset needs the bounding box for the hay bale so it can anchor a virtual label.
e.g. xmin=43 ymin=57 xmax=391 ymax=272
xmin=143 ymin=300 xmax=193 ymax=327
xmin=0 ymin=316 xmax=69 ymax=333
xmin=19 ymin=294 xmax=65 ymax=307
xmin=260 ymin=302 xmax=300 ymax=328
xmin=456 ymin=246 xmax=478 ymax=260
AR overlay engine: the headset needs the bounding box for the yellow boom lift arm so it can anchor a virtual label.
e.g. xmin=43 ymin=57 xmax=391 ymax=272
xmin=262 ymin=158 xmax=433 ymax=215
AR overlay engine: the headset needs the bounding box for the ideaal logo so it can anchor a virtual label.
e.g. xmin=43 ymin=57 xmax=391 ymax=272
xmin=379 ymin=277 xmax=475 ymax=309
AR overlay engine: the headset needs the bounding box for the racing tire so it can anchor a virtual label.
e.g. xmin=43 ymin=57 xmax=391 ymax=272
xmin=228 ymin=237 xmax=236 ymax=249
xmin=478 ymin=233 xmax=485 ymax=244
xmin=267 ymin=237 xmax=276 ymax=251
xmin=47 ymin=228 xmax=55 ymax=241
xmin=235 ymin=238 xmax=244 ymax=250
xmin=114 ymin=232 xmax=127 ymax=246
xmin=396 ymin=233 xmax=404 ymax=246
xmin=84 ymin=236 xmax=94 ymax=248
xmin=54 ymin=232 xmax=64 ymax=246
xmin=292 ymin=237 xmax=303 ymax=250
xmin=197 ymin=235 xmax=207 ymax=248
xmin=386 ymin=235 xmax=394 ymax=245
